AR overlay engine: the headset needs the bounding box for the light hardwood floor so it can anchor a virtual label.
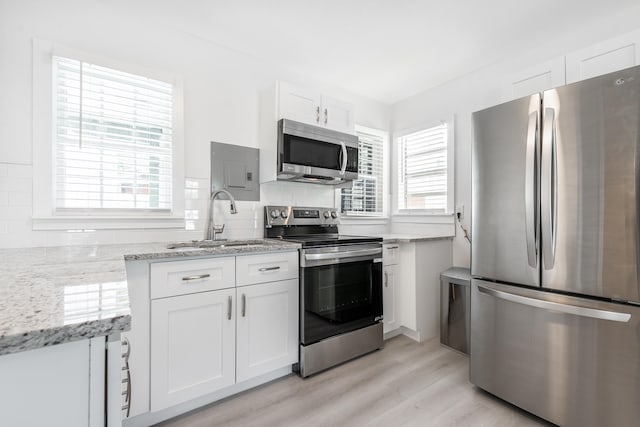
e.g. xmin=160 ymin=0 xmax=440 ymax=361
xmin=156 ymin=335 xmax=551 ymax=427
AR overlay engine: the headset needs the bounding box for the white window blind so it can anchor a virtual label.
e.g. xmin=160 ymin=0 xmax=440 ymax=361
xmin=398 ymin=123 xmax=448 ymax=212
xmin=53 ymin=56 xmax=173 ymax=212
xmin=341 ymin=127 xmax=385 ymax=216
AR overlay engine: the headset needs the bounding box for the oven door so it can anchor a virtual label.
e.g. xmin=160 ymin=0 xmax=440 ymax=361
xmin=300 ymin=244 xmax=383 ymax=345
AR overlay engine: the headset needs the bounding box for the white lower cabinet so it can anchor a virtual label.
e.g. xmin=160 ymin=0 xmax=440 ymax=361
xmin=382 ymin=244 xmax=400 ymax=335
xmin=0 ymin=337 xmax=119 ymax=427
xmin=382 ymin=263 xmax=398 ymax=334
xmin=150 ymin=288 xmax=236 ymax=411
xmin=141 ymin=251 xmax=299 ymax=418
xmin=236 ymin=279 xmax=298 ymax=382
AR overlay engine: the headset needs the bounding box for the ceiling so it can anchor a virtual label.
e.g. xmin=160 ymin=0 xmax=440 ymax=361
xmin=112 ymin=0 xmax=640 ymax=104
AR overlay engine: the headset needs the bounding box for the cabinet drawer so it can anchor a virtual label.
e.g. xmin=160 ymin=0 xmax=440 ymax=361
xmin=383 ymin=244 xmax=400 ymax=265
xmin=236 ymin=251 xmax=298 ymax=286
xmin=150 ymin=257 xmax=235 ymax=299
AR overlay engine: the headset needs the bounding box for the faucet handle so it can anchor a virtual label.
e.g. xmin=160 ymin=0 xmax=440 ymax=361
xmin=213 ymin=224 xmax=225 ymax=238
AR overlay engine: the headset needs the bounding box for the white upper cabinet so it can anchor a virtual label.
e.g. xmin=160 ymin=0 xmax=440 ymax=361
xmin=566 ymin=29 xmax=640 ymax=84
xmin=319 ymin=95 xmax=354 ymax=133
xmin=502 ymin=56 xmax=566 ymax=101
xmin=276 ymin=81 xmax=355 ymax=134
xmin=278 ymin=82 xmax=322 ymax=126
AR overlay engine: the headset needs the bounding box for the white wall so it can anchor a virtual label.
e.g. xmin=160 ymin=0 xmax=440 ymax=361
xmin=391 ymin=19 xmax=640 ymax=268
xmin=0 ymin=0 xmax=390 ymax=248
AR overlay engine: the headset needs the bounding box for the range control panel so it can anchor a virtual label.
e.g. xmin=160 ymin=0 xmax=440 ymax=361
xmin=264 ymin=205 xmax=340 ymax=227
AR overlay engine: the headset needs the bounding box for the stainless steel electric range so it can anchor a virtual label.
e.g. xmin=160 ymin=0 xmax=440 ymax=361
xmin=264 ymin=205 xmax=384 ymax=377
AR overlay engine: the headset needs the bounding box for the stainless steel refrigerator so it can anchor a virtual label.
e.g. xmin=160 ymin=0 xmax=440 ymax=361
xmin=471 ymin=65 xmax=640 ymax=426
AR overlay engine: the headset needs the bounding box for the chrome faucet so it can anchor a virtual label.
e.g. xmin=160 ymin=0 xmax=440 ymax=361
xmin=205 ymin=189 xmax=238 ymax=241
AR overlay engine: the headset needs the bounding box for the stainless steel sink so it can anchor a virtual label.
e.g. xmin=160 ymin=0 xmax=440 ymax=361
xmin=166 ymin=239 xmax=269 ymax=249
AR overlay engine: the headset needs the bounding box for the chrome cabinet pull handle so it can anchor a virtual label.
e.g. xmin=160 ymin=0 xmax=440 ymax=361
xmin=227 ymin=296 xmax=232 ymax=320
xmin=259 ymin=266 xmax=280 ymax=272
xmin=384 ymin=271 xmax=388 ymax=287
xmin=121 ymin=337 xmax=131 ymax=417
xmin=242 ymin=294 xmax=246 ymax=317
xmin=324 ymin=108 xmax=328 ymax=125
xmin=386 ymin=246 xmax=399 ymax=250
xmin=182 ymin=274 xmax=210 ymax=281
xmin=316 ymin=106 xmax=320 ymax=123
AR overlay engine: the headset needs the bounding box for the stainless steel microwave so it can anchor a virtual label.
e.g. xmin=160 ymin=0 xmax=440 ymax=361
xmin=277 ymin=119 xmax=359 ymax=185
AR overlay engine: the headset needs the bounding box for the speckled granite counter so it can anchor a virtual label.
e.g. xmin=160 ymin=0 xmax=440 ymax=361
xmin=0 ymin=239 xmax=300 ymax=356
xmin=377 ymin=233 xmax=454 ymax=243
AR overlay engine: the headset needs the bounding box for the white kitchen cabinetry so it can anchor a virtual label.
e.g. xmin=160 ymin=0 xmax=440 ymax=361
xmin=566 ymin=29 xmax=640 ymax=84
xmin=126 ymin=251 xmax=299 ymax=423
xmin=502 ymin=56 xmax=566 ymax=101
xmin=278 ymin=81 xmax=355 ymax=133
xmin=382 ymin=244 xmax=400 ymax=335
xmin=236 ymin=278 xmax=298 ymax=382
xmin=397 ymin=239 xmax=452 ymax=342
xmin=0 ymin=337 xmax=119 ymax=427
xmin=150 ymin=288 xmax=236 ymax=411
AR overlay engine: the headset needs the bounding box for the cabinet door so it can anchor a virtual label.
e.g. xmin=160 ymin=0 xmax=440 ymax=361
xmin=566 ymin=29 xmax=640 ymax=84
xmin=278 ymin=81 xmax=321 ymax=126
xmin=0 ymin=340 xmax=91 ymax=427
xmin=502 ymin=56 xmax=565 ymax=101
xmin=383 ymin=264 xmax=398 ymax=334
xmin=236 ymin=279 xmax=298 ymax=382
xmin=150 ymin=289 xmax=235 ymax=411
xmin=321 ymin=95 xmax=355 ymax=133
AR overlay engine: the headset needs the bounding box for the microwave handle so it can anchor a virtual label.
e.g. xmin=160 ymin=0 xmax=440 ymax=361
xmin=340 ymin=141 xmax=347 ymax=175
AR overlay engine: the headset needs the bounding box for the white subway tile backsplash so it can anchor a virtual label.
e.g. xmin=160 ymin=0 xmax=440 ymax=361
xmin=0 ymin=176 xmax=31 ymax=192
xmin=7 ymin=163 xmax=33 ymax=178
xmin=0 ymin=163 xmax=357 ymax=249
xmin=0 ymin=206 xmax=32 ymax=220
xmin=8 ymin=191 xmax=31 ymax=207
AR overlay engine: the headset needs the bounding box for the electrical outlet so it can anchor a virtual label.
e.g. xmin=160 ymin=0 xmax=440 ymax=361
xmin=455 ymin=204 xmax=464 ymax=220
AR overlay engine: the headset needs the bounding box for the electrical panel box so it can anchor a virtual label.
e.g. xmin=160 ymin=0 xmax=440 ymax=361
xmin=210 ymin=141 xmax=260 ymax=201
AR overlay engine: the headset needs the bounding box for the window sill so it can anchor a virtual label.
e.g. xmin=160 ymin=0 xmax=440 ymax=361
xmin=339 ymin=216 xmax=389 ymax=225
xmin=32 ymin=215 xmax=185 ymax=231
xmin=391 ymin=213 xmax=454 ymax=224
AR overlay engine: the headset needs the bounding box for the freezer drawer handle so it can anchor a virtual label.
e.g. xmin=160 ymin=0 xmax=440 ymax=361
xmin=477 ymin=284 xmax=631 ymax=323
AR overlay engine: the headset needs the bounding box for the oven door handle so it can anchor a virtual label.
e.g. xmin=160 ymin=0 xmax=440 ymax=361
xmin=304 ymin=248 xmax=382 ymax=261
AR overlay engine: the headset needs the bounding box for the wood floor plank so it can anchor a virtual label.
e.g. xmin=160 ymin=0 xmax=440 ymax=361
xmin=156 ymin=335 xmax=552 ymax=427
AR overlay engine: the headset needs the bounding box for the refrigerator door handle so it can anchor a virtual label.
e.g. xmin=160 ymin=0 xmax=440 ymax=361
xmin=525 ymin=111 xmax=539 ymax=268
xmin=541 ymin=107 xmax=557 ymax=269
xmin=477 ymin=283 xmax=631 ymax=323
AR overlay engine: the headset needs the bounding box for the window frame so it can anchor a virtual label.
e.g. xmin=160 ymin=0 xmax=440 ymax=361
xmin=337 ymin=125 xmax=389 ymax=219
xmin=393 ymin=117 xmax=455 ymax=216
xmin=32 ymin=39 xmax=185 ymax=230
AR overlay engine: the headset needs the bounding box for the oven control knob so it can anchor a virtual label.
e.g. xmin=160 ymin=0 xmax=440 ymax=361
xmin=323 ymin=211 xmax=331 ymax=219
xmin=331 ymin=211 xmax=338 ymax=219
xmin=280 ymin=210 xmax=288 ymax=219
xmin=270 ymin=209 xmax=280 ymax=219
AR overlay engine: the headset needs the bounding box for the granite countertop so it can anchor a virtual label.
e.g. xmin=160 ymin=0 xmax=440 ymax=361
xmin=378 ymin=233 xmax=454 ymax=243
xmin=0 ymin=239 xmax=300 ymax=356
